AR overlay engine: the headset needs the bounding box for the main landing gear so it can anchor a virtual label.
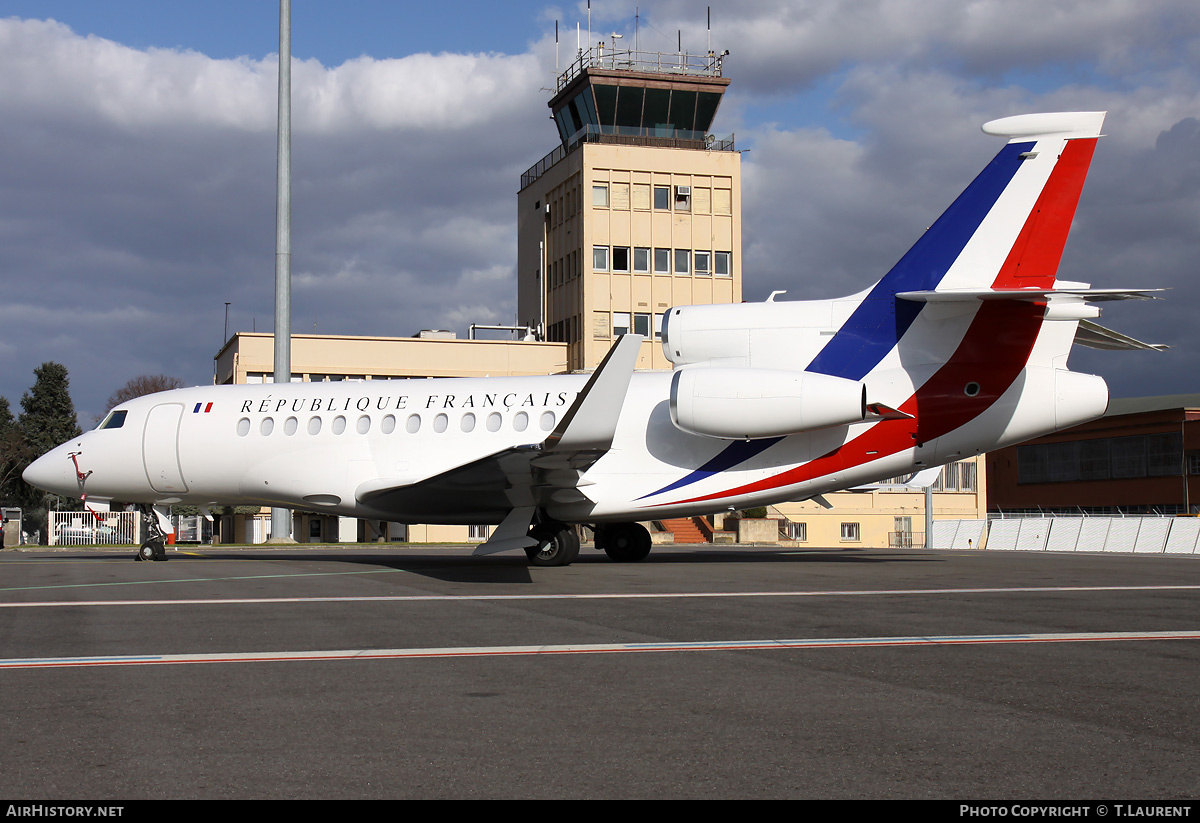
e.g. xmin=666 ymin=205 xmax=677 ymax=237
xmin=521 ymin=519 xmax=653 ymax=567
xmin=524 ymin=520 xmax=580 ymax=567
xmin=593 ymin=522 xmax=652 ymax=562
xmin=134 ymin=504 xmax=168 ymax=562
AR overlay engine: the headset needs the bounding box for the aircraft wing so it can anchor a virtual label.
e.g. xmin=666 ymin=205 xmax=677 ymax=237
xmin=354 ymin=334 xmax=644 ymax=526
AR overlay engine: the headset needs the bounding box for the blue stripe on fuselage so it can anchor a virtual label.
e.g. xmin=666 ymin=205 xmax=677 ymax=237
xmin=639 ymin=437 xmax=782 ymax=500
xmin=805 ymin=141 xmax=1035 ymax=381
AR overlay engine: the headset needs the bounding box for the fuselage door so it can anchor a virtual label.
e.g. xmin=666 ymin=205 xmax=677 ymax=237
xmin=143 ymin=403 xmax=188 ymax=494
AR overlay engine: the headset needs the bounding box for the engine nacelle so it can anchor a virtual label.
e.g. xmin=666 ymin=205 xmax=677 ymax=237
xmin=670 ymin=367 xmax=867 ymax=440
xmin=660 ymin=300 xmax=847 ymax=370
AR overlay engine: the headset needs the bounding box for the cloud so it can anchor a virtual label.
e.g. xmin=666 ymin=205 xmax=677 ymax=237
xmin=0 ymin=2 xmax=1198 ymax=423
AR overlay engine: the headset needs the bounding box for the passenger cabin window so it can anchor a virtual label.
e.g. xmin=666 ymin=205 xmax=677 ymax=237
xmin=98 ymin=410 xmax=128 ymax=430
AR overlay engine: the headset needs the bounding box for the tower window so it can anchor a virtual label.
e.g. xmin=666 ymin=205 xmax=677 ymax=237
xmin=593 ymin=246 xmax=609 ymax=271
xmin=715 ymin=251 xmax=731 ymax=277
xmin=654 ymin=248 xmax=670 ymax=273
xmin=612 ymin=246 xmax=630 ymax=272
xmin=592 ymin=185 xmax=609 ymax=207
xmin=653 ymin=186 xmax=670 ymax=210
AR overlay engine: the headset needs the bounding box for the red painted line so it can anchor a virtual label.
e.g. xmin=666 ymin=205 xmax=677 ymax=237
xmin=4 ymin=629 xmax=1197 ymax=670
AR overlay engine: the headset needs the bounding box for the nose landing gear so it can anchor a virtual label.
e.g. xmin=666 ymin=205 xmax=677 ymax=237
xmin=133 ymin=504 xmax=169 ymax=562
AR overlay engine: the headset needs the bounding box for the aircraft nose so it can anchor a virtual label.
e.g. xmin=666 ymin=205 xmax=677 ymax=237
xmin=22 ymin=446 xmax=79 ymax=497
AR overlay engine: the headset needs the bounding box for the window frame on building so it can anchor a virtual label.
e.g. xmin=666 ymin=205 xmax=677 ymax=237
xmin=674 ymin=248 xmax=690 ymax=275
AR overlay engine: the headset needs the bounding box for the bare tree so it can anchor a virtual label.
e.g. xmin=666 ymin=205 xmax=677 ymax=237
xmin=101 ymin=375 xmax=186 ymax=418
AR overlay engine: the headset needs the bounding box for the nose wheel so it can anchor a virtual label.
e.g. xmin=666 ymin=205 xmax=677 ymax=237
xmin=135 ymin=540 xmax=167 ymax=562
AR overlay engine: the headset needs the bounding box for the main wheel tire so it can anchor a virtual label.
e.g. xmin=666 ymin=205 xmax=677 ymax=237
xmin=138 ymin=541 xmax=158 ymax=562
xmin=601 ymin=523 xmax=652 ymax=562
xmin=524 ymin=522 xmax=580 ymax=567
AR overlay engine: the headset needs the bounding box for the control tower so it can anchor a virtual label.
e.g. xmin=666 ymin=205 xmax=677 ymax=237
xmin=517 ymin=46 xmax=741 ymax=371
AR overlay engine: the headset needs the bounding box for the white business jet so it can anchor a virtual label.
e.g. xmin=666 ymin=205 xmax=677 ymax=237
xmin=24 ymin=112 xmax=1162 ymax=565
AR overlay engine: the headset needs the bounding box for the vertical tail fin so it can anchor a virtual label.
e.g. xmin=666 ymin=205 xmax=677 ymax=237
xmin=807 ymin=111 xmax=1105 ymax=381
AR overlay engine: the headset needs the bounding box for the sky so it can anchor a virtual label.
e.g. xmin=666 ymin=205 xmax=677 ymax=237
xmin=1 ymin=0 xmax=1198 ymax=425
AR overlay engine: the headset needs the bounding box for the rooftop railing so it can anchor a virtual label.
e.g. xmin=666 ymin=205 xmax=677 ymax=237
xmin=520 ymin=126 xmax=735 ymax=190
xmin=556 ymin=47 xmax=726 ymax=93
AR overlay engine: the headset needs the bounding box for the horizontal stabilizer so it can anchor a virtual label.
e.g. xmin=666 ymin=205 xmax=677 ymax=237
xmin=897 ymin=288 xmax=1163 ymax=303
xmin=1074 ymin=319 xmax=1168 ymax=352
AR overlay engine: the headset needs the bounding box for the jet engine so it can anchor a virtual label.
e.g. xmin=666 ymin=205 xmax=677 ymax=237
xmin=660 ymin=300 xmax=846 ymax=370
xmin=670 ymin=367 xmax=868 ymax=440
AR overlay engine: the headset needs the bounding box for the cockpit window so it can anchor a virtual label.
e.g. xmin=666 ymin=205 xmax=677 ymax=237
xmin=98 ymin=410 xmax=128 ymax=430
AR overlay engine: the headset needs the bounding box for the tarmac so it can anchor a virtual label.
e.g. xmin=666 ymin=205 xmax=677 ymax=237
xmin=2 ymin=543 xmax=1198 ymax=799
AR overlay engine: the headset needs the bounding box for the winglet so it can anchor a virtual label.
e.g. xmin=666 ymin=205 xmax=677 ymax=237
xmin=544 ymin=334 xmax=643 ymax=452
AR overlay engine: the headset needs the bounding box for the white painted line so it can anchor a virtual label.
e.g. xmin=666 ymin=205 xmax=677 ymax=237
xmin=2 ymin=584 xmax=1199 ymax=609
xmin=3 ymin=630 xmax=1199 ymax=669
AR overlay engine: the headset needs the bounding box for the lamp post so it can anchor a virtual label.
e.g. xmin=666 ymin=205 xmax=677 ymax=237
xmin=270 ymin=0 xmax=294 ymax=542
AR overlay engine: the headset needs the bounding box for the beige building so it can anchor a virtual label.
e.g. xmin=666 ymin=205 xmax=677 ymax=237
xmin=214 ymin=331 xmax=567 ymax=385
xmin=771 ymin=459 xmax=988 ymax=549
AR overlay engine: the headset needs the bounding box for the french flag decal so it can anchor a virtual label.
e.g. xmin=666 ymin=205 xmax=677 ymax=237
xmin=193 ymin=402 xmax=213 ymax=414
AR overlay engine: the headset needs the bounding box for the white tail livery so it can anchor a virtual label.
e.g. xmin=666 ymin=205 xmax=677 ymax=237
xmin=24 ymin=112 xmax=1161 ymax=565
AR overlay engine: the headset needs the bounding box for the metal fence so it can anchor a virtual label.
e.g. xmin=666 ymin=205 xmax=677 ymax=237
xmin=48 ymin=511 xmax=212 ymax=546
xmin=929 ymin=519 xmax=987 ymax=550
xmin=49 ymin=511 xmax=138 ymax=546
xmin=556 ymin=47 xmax=726 ymax=93
xmin=521 ymin=126 xmax=735 ymax=189
xmin=985 ymin=515 xmax=1200 ymax=555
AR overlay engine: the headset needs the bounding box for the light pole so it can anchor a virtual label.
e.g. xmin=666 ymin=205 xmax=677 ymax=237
xmin=270 ymin=0 xmax=294 ymax=542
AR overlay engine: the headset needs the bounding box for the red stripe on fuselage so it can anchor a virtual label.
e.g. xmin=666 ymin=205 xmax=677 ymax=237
xmin=655 ymin=139 xmax=1098 ymax=507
